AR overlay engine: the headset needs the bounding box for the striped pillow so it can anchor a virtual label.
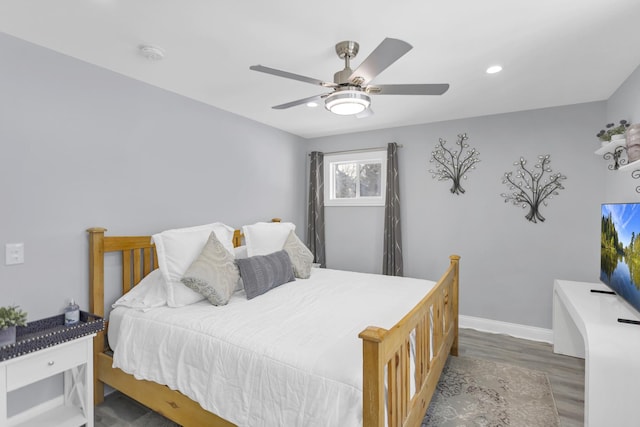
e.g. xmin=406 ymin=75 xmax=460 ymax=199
xmin=236 ymin=250 xmax=295 ymax=299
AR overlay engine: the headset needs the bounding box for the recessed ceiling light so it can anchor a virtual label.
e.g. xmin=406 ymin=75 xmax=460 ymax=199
xmin=139 ymin=45 xmax=165 ymax=61
xmin=306 ymin=102 xmax=318 ymax=108
xmin=486 ymin=65 xmax=503 ymax=74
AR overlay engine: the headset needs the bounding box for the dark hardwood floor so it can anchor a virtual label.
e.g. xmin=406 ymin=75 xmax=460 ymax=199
xmin=458 ymin=328 xmax=585 ymax=427
xmin=95 ymin=328 xmax=585 ymax=426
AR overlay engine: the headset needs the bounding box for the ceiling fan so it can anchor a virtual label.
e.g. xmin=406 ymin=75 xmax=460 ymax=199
xmin=249 ymin=38 xmax=449 ymax=117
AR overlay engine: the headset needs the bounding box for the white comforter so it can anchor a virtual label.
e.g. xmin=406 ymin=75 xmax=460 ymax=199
xmin=109 ymin=268 xmax=435 ymax=427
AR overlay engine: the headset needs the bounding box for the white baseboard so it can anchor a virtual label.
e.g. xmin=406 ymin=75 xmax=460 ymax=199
xmin=459 ymin=315 xmax=553 ymax=343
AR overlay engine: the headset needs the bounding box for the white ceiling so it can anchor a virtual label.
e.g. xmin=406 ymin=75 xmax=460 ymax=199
xmin=1 ymin=0 xmax=639 ymax=138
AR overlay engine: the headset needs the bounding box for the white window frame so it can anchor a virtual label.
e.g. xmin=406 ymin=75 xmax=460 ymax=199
xmin=324 ymin=150 xmax=387 ymax=207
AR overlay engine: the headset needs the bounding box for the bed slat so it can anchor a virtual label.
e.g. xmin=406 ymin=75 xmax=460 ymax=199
xmin=388 ymin=352 xmax=398 ymax=425
xmin=414 ymin=321 xmax=423 ymax=390
xmin=433 ymin=292 xmax=443 ymax=356
xmin=403 ymin=339 xmax=410 ymax=419
xmin=133 ymin=249 xmax=142 ymax=285
xmin=143 ymin=247 xmax=153 ymax=276
xmin=122 ymin=251 xmax=132 ymax=293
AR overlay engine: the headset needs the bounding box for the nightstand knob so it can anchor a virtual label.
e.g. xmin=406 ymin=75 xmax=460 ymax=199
xmin=48 ymin=361 xmax=55 ymax=366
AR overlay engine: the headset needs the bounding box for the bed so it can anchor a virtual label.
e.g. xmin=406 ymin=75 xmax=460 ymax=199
xmin=88 ymin=225 xmax=459 ymax=427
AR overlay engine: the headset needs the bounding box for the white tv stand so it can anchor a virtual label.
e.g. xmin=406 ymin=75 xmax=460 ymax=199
xmin=553 ymin=279 xmax=640 ymax=427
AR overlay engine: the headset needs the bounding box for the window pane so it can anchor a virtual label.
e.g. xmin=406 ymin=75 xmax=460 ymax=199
xmin=334 ymin=163 xmax=357 ymax=198
xmin=359 ymin=162 xmax=381 ymax=197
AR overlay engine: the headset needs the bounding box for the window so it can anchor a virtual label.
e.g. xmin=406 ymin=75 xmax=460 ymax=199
xmin=324 ymin=150 xmax=387 ymax=206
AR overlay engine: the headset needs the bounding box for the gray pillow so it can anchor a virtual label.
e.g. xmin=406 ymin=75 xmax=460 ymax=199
xmin=283 ymin=230 xmax=313 ymax=279
xmin=236 ymin=250 xmax=295 ymax=299
xmin=180 ymin=231 xmax=240 ymax=306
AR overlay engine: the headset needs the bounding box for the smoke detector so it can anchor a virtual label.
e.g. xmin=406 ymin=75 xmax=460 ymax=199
xmin=139 ymin=45 xmax=165 ymax=61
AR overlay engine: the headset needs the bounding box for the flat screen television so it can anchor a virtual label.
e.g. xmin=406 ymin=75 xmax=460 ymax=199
xmin=601 ymin=203 xmax=640 ymax=315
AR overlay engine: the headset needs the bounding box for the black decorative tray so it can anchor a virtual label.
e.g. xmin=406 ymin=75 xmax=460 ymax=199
xmin=0 ymin=311 xmax=104 ymax=362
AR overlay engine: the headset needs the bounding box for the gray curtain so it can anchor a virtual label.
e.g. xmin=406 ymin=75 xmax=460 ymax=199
xmin=383 ymin=142 xmax=403 ymax=276
xmin=307 ymin=151 xmax=326 ymax=267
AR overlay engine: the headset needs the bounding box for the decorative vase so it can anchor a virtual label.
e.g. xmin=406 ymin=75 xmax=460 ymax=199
xmin=611 ymin=133 xmax=626 ymax=142
xmin=0 ymin=326 xmax=16 ymax=347
xmin=626 ymin=124 xmax=640 ymax=163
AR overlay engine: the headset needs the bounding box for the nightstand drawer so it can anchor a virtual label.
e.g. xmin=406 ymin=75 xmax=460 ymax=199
xmin=6 ymin=339 xmax=86 ymax=391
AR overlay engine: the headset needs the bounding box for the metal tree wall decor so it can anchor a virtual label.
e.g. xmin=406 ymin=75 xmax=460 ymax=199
xmin=501 ymin=154 xmax=567 ymax=223
xmin=429 ymin=133 xmax=480 ymax=194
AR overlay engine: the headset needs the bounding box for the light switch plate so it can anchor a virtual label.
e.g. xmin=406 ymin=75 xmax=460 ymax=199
xmin=5 ymin=243 xmax=24 ymax=265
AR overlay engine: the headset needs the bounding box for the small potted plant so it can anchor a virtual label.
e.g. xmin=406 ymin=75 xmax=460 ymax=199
xmin=597 ymin=120 xmax=631 ymax=146
xmin=0 ymin=305 xmax=28 ymax=347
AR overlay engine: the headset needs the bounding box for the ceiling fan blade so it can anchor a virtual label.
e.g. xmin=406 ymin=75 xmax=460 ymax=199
xmin=348 ymin=38 xmax=412 ymax=85
xmin=356 ymin=108 xmax=374 ymax=119
xmin=369 ymin=83 xmax=450 ymax=95
xmin=272 ymin=94 xmax=326 ymax=110
xmin=250 ymin=65 xmax=337 ymax=88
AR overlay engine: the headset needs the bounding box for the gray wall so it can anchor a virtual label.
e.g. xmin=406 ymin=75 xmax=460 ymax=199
xmin=308 ymin=102 xmax=607 ymax=329
xmin=0 ymin=33 xmax=305 ymax=411
xmin=604 ymin=64 xmax=640 ymax=200
xmin=0 ymin=33 xmax=306 ymax=318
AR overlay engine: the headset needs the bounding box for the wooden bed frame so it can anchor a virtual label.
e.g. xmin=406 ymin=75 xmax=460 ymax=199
xmin=88 ymin=226 xmax=459 ymax=427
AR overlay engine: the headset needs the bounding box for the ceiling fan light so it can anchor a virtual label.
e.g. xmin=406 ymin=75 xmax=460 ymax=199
xmin=325 ymin=90 xmax=371 ymax=115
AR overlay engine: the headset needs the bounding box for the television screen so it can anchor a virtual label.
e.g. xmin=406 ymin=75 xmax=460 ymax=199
xmin=601 ymin=203 xmax=640 ymax=314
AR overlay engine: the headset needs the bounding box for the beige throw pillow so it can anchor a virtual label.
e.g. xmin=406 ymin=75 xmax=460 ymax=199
xmin=283 ymin=230 xmax=314 ymax=279
xmin=181 ymin=231 xmax=240 ymax=306
xmin=151 ymin=222 xmax=235 ymax=307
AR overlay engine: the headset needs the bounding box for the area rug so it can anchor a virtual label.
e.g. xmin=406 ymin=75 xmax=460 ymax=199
xmin=96 ymin=356 xmax=559 ymax=427
xmin=423 ymin=356 xmax=560 ymax=427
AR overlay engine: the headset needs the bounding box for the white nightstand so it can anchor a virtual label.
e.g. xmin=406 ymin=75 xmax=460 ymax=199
xmin=0 ymin=334 xmax=95 ymax=427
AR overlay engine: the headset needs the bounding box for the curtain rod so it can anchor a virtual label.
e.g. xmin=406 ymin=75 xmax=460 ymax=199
xmin=309 ymin=144 xmax=403 ymax=156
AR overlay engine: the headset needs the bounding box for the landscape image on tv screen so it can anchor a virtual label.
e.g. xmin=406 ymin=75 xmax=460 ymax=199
xmin=601 ymin=203 xmax=640 ymax=314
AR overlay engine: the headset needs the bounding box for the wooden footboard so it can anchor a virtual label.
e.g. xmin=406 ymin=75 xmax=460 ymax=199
xmin=88 ymin=227 xmax=459 ymax=427
xmin=359 ymin=255 xmax=459 ymax=427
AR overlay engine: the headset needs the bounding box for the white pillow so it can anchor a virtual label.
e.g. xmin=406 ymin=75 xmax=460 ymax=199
xmin=233 ymin=245 xmax=248 ymax=259
xmin=242 ymin=222 xmax=296 ymax=257
xmin=151 ymin=222 xmax=235 ymax=307
xmin=112 ymin=269 xmax=167 ymax=312
xmin=233 ymin=245 xmax=248 ymax=291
